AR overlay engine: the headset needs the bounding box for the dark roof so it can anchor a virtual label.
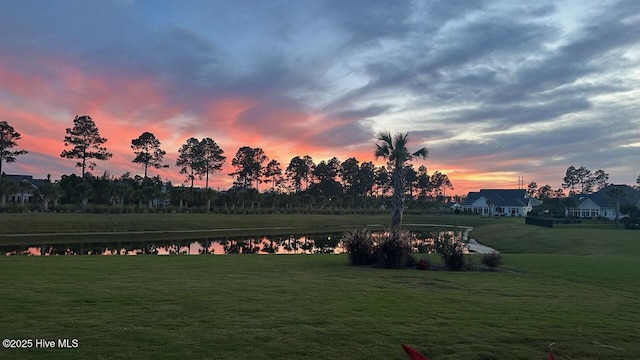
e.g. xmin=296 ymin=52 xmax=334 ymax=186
xmin=3 ymin=174 xmax=46 ymax=188
xmin=530 ymin=198 xmax=543 ymax=207
xmin=575 ymin=185 xmax=640 ymax=208
xmin=462 ymin=192 xmax=481 ymax=205
xmin=462 ymin=189 xmax=529 ymax=206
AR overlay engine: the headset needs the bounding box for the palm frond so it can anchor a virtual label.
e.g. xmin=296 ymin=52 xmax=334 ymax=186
xmin=375 ymin=131 xmax=393 ymax=148
xmin=393 ymin=133 xmax=408 ymax=150
xmin=374 ymin=144 xmax=390 ymax=159
xmin=412 ymin=147 xmax=428 ymax=159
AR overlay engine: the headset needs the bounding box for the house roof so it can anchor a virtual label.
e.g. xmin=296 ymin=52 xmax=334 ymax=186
xmin=574 ymin=185 xmax=640 ymax=208
xmin=462 ymin=189 xmax=530 ymax=207
xmin=2 ymin=174 xmax=46 ymax=188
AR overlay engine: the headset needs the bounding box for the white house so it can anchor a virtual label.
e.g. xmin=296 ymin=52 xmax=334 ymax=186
xmin=461 ymin=189 xmax=535 ymax=217
xmin=568 ymin=185 xmax=640 ymax=220
xmin=1 ymin=175 xmax=45 ymax=204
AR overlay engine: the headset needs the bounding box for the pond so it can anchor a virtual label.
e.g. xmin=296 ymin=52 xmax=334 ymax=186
xmin=1 ymin=229 xmax=463 ymax=256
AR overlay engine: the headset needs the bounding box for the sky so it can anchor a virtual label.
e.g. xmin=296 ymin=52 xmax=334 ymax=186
xmin=1 ymin=0 xmax=639 ymax=194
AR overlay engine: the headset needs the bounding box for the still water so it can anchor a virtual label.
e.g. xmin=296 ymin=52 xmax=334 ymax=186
xmin=1 ymin=230 xmax=454 ymax=256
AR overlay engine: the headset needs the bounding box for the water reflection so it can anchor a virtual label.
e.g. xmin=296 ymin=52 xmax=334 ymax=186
xmin=2 ymin=230 xmax=458 ymax=256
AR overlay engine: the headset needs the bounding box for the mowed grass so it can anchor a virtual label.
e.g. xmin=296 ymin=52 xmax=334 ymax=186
xmin=0 ymin=213 xmax=398 ymax=236
xmin=0 ymin=213 xmax=489 ymax=245
xmin=0 ymin=214 xmax=639 ymax=359
xmin=0 ymin=213 xmax=492 ymax=235
xmin=471 ymin=217 xmax=640 ymax=255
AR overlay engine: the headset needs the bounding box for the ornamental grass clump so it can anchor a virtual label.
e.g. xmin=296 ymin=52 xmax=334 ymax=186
xmin=342 ymin=228 xmax=375 ymax=266
xmin=433 ymin=232 xmax=465 ymax=271
xmin=375 ymin=230 xmax=414 ymax=269
xmin=481 ymin=251 xmax=503 ymax=271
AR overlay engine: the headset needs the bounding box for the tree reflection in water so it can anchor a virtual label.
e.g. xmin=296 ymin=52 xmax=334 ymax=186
xmin=1 ymin=230 xmax=457 ymax=256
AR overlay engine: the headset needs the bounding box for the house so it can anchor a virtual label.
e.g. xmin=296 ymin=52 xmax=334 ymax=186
xmin=568 ymin=185 xmax=640 ymax=220
xmin=1 ymin=175 xmax=46 ymax=204
xmin=461 ymin=189 xmax=534 ymax=217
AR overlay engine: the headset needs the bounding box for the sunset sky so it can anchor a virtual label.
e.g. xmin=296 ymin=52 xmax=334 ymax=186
xmin=1 ymin=0 xmax=639 ymax=194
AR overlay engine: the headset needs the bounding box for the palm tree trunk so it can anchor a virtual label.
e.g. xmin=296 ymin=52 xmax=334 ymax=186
xmin=391 ymin=167 xmax=405 ymax=231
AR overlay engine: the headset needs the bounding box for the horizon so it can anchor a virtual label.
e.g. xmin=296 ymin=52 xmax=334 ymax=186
xmin=1 ymin=1 xmax=639 ymax=194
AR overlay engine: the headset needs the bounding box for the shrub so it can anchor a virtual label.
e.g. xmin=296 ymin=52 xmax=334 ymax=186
xmin=375 ymin=230 xmax=413 ymax=269
xmin=416 ymin=258 xmax=431 ymax=270
xmin=481 ymin=251 xmax=503 ymax=271
xmin=433 ymin=233 xmax=465 ymax=271
xmin=342 ymin=228 xmax=375 ymax=266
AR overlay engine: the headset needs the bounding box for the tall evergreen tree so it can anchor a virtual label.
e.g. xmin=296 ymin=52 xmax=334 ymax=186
xmin=263 ymin=159 xmax=283 ymax=192
xmin=198 ymin=138 xmax=226 ymax=190
xmin=230 ymin=147 xmax=267 ymax=189
xmin=312 ymin=157 xmax=342 ymax=196
xmin=526 ymin=181 xmax=538 ymax=198
xmin=0 ymin=121 xmax=28 ymax=175
xmin=176 ymin=137 xmax=202 ymax=189
xmin=416 ymin=165 xmax=430 ymax=198
xmin=357 ymin=161 xmax=376 ymax=197
xmin=60 ymin=115 xmax=112 ymax=178
xmin=374 ymin=166 xmax=391 ymax=196
xmin=286 ymin=155 xmax=315 ymax=193
xmin=131 ymin=132 xmax=167 ymax=181
xmin=404 ymin=164 xmax=418 ymax=199
xmin=340 ymin=157 xmax=360 ymax=197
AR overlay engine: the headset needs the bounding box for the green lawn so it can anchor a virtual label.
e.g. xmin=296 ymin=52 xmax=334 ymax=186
xmin=0 ymin=213 xmax=492 ymax=234
xmin=471 ymin=217 xmax=640 ymax=255
xmin=0 ymin=214 xmax=638 ymax=359
xmin=0 ymin=213 xmax=489 ymax=245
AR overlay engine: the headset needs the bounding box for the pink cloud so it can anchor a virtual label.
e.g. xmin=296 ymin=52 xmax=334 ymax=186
xmin=1 ymin=54 xmax=511 ymax=195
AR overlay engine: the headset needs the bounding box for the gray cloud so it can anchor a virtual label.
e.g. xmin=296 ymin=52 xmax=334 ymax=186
xmin=321 ymin=0 xmax=413 ymax=44
xmin=2 ymin=0 xmax=639 ymax=188
xmin=307 ymin=120 xmax=375 ymax=148
xmin=451 ymin=98 xmax=593 ymax=129
xmin=331 ymin=105 xmax=391 ymax=120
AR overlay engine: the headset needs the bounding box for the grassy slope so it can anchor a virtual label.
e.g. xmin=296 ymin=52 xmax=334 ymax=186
xmin=0 ymin=213 xmax=490 ymax=245
xmin=0 ymin=214 xmax=638 ymax=359
xmin=470 ymin=217 xmax=639 ymax=255
xmin=0 ymin=213 xmax=493 ymax=234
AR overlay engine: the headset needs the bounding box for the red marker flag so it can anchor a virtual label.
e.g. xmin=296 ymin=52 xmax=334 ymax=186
xmin=401 ymin=344 xmax=429 ymax=360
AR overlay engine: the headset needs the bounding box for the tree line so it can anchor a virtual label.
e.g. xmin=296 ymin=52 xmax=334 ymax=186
xmin=525 ymin=165 xmax=636 ymax=200
xmin=1 ymin=116 xmax=456 ymax=211
xmin=3 ymin=116 xmax=639 ymax=212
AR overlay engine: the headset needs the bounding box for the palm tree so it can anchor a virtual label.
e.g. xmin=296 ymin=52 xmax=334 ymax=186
xmin=486 ymin=199 xmax=494 ymax=217
xmin=374 ymin=131 xmax=428 ymax=231
xmin=606 ymin=185 xmax=627 ymax=227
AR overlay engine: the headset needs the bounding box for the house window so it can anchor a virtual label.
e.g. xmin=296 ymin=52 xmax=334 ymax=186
xmin=591 ymin=209 xmax=599 ymax=217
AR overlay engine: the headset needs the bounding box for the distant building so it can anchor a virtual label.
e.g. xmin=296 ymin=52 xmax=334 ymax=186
xmin=461 ymin=189 xmax=535 ymax=217
xmin=1 ymin=175 xmax=46 ymax=204
xmin=568 ymin=185 xmax=640 ymax=219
